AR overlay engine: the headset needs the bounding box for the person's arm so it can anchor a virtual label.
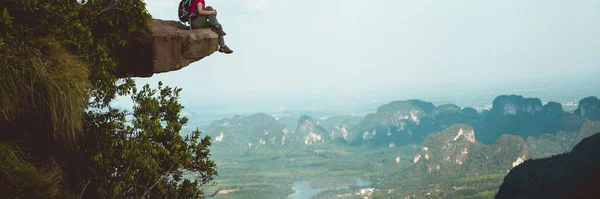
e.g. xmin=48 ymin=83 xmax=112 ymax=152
xmin=196 ymin=3 xmax=216 ymax=15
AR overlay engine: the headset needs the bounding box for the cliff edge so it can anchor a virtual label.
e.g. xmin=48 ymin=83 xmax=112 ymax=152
xmin=116 ymin=19 xmax=219 ymax=77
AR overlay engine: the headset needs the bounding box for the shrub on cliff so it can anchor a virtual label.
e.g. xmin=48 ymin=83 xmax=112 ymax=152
xmin=0 ymin=0 xmax=217 ymax=197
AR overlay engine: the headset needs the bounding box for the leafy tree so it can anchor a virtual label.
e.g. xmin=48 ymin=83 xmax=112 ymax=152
xmin=73 ymin=82 xmax=217 ymax=198
xmin=0 ymin=0 xmax=218 ymax=197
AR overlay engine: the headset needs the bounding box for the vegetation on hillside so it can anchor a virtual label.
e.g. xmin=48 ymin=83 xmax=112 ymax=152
xmin=204 ymin=122 xmax=585 ymax=199
xmin=0 ymin=0 xmax=216 ymax=198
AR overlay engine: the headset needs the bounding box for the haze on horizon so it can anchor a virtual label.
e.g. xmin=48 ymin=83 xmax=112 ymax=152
xmin=117 ymin=0 xmax=600 ymax=112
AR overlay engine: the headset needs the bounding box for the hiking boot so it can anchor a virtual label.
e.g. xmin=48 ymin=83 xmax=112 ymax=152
xmin=212 ymin=25 xmax=227 ymax=36
xmin=219 ymin=45 xmax=233 ymax=54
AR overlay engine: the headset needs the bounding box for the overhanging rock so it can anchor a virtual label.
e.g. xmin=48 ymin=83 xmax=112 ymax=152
xmin=116 ymin=19 xmax=219 ymax=77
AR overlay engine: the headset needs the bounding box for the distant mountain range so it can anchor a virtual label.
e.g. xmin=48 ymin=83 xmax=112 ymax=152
xmin=200 ymin=95 xmax=600 ymax=151
xmin=395 ymin=120 xmax=600 ymax=181
xmin=200 ymin=95 xmax=600 ymax=198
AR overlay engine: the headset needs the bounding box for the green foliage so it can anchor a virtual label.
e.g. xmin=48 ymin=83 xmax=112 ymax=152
xmin=526 ymin=131 xmax=578 ymax=159
xmin=0 ymin=8 xmax=13 ymax=28
xmin=574 ymin=121 xmax=600 ymax=146
xmin=1 ymin=0 xmax=217 ymax=197
xmin=456 ymin=173 xmax=505 ymax=184
xmin=74 ymin=82 xmax=217 ymax=198
xmin=470 ymin=190 xmax=496 ymax=198
xmin=0 ymin=0 xmax=147 ymax=144
xmin=1 ymin=0 xmax=149 ymax=109
xmin=0 ymin=36 xmax=90 ymax=144
xmin=0 ymin=143 xmax=61 ymax=198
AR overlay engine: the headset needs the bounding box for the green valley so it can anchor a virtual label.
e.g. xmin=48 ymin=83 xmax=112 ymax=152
xmin=193 ymin=95 xmax=600 ymax=199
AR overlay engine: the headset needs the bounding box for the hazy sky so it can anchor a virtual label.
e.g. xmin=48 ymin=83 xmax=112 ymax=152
xmin=120 ymin=0 xmax=600 ymax=111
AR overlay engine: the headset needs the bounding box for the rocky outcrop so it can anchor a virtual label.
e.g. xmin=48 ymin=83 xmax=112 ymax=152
xmin=353 ymin=100 xmax=482 ymax=147
xmin=411 ymin=124 xmax=527 ymax=175
xmin=320 ymin=115 xmax=362 ymax=143
xmin=413 ymin=125 xmax=478 ymax=169
xmin=496 ymin=132 xmax=600 ymax=199
xmin=294 ymin=115 xmax=329 ymax=146
xmin=202 ymin=113 xmax=288 ymax=148
xmin=353 ymin=100 xmax=436 ymax=146
xmin=574 ymin=97 xmax=600 ymax=121
xmin=350 ymin=95 xmax=598 ymax=147
xmin=479 ymin=95 xmax=566 ymax=144
xmin=116 ymin=19 xmax=219 ymax=77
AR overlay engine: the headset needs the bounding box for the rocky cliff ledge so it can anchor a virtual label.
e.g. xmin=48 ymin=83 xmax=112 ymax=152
xmin=495 ymin=132 xmax=600 ymax=199
xmin=116 ymin=19 xmax=219 ymax=77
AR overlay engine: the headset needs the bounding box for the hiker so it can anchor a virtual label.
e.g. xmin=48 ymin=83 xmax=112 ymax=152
xmin=189 ymin=0 xmax=233 ymax=54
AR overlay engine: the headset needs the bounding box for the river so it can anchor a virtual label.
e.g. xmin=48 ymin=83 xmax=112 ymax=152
xmin=287 ymin=178 xmax=372 ymax=199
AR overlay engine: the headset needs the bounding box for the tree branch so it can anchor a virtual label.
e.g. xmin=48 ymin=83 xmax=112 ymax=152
xmin=78 ymin=178 xmax=92 ymax=199
xmin=142 ymin=164 xmax=175 ymax=198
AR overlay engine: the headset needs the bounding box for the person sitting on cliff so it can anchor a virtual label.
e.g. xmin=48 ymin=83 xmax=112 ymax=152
xmin=190 ymin=0 xmax=233 ymax=54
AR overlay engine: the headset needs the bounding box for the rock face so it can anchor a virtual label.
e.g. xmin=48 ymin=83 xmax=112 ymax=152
xmin=479 ymin=95 xmax=565 ymax=144
xmin=117 ymin=19 xmax=219 ymax=77
xmin=574 ymin=96 xmax=600 ymax=121
xmin=352 ymin=100 xmax=481 ymax=146
xmin=413 ymin=125 xmax=479 ymax=171
xmin=293 ymin=115 xmax=329 ymax=146
xmin=202 ymin=113 xmax=288 ymax=149
xmin=321 ymin=115 xmax=362 ymax=143
xmin=496 ymin=132 xmax=600 ymax=199
xmin=411 ymin=124 xmax=527 ymax=176
xmin=349 ymin=95 xmax=598 ymax=147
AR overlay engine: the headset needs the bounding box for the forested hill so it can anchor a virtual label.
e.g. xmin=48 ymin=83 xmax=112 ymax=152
xmin=203 ymin=95 xmax=599 ymax=150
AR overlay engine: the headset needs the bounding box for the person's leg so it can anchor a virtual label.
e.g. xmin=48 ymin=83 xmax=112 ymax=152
xmin=203 ymin=6 xmax=222 ymax=28
xmin=204 ymin=6 xmax=232 ymax=53
xmin=191 ymin=15 xmax=228 ymax=50
xmin=192 ymin=7 xmax=232 ymax=54
xmin=202 ymin=6 xmax=226 ymax=36
xmin=191 ymin=15 xmax=208 ymax=29
xmin=218 ymin=38 xmax=232 ymax=54
xmin=218 ymin=35 xmax=225 ymax=46
xmin=191 ymin=7 xmax=221 ymax=31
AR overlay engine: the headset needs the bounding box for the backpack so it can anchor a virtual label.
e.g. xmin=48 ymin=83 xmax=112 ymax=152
xmin=178 ymin=0 xmax=197 ymax=24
